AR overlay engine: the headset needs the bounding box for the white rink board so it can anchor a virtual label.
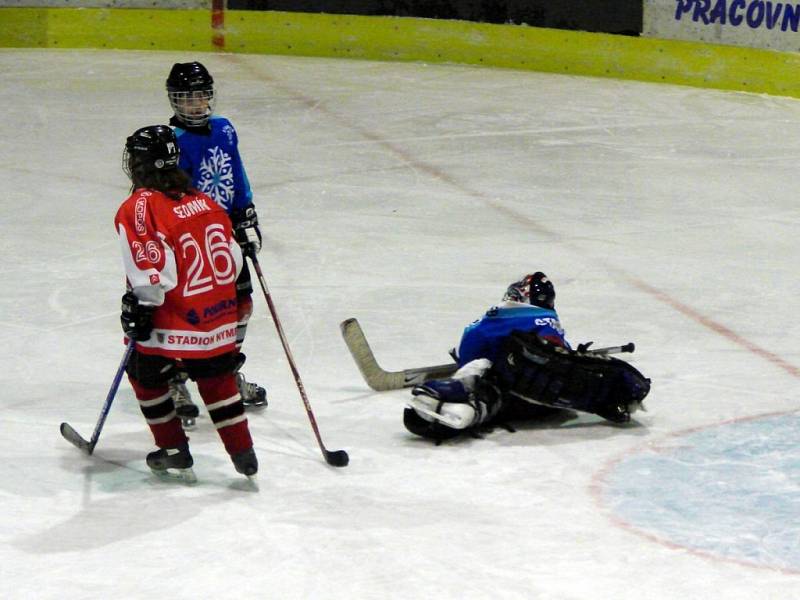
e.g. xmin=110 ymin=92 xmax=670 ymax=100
xmin=644 ymin=0 xmax=800 ymax=51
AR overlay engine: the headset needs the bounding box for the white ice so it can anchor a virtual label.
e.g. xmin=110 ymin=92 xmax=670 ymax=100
xmin=1 ymin=49 xmax=798 ymax=599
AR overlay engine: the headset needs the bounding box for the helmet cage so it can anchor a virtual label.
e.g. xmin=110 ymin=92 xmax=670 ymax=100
xmin=168 ymin=88 xmax=216 ymax=127
xmin=166 ymin=62 xmax=216 ymax=127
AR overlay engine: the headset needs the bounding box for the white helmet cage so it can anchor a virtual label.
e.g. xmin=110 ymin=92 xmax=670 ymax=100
xmin=168 ymin=88 xmax=217 ymax=128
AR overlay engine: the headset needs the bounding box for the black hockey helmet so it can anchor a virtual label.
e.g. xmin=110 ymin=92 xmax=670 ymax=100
xmin=166 ymin=61 xmax=214 ymax=92
xmin=122 ymin=125 xmax=179 ymax=179
xmin=503 ymin=272 xmax=555 ymax=309
xmin=166 ymin=62 xmax=216 ymax=127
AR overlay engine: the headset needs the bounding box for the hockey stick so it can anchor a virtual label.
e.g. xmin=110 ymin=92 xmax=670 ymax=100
xmin=340 ymin=317 xmax=635 ymax=391
xmin=340 ymin=318 xmax=458 ymax=390
xmin=60 ymin=338 xmax=136 ymax=455
xmin=249 ymin=255 xmax=349 ymax=468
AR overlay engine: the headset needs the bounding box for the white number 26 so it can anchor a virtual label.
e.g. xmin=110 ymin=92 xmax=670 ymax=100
xmin=179 ymin=224 xmax=236 ymax=297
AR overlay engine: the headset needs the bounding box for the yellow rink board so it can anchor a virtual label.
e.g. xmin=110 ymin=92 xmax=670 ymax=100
xmin=2 ymin=7 xmax=799 ymax=98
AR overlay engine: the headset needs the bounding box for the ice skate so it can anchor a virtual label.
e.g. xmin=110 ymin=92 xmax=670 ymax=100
xmin=231 ymin=447 xmax=258 ymax=480
xmin=170 ymin=376 xmax=200 ymax=428
xmin=596 ymin=397 xmax=645 ymax=424
xmin=146 ymin=444 xmax=197 ymax=484
xmin=237 ymin=372 xmax=267 ymax=409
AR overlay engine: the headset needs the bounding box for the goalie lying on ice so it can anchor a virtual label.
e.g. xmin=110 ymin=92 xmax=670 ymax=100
xmin=404 ymin=272 xmax=651 ymax=441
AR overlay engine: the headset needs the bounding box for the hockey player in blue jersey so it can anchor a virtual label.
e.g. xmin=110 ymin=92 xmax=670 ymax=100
xmin=164 ymin=61 xmax=267 ymax=425
xmin=404 ymin=272 xmax=651 ymax=441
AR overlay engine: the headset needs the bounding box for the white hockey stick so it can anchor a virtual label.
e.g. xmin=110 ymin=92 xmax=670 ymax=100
xmin=339 ymin=318 xmax=458 ymax=391
xmin=341 ymin=318 xmax=635 ymax=392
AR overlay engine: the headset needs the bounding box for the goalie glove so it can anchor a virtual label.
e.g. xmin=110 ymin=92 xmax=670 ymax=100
xmin=230 ymin=203 xmax=262 ymax=258
xmin=120 ymin=292 xmax=156 ymax=341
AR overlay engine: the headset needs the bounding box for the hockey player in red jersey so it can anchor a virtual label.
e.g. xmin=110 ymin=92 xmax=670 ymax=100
xmin=115 ymin=124 xmax=258 ymax=481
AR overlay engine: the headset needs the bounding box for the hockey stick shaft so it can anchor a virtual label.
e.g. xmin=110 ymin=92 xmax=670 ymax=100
xmin=249 ymin=256 xmax=348 ymax=467
xmin=60 ymin=337 xmax=136 ymax=455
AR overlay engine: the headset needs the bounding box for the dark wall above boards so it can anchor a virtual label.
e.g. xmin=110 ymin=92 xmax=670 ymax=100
xmin=227 ymin=1 xmax=643 ymax=35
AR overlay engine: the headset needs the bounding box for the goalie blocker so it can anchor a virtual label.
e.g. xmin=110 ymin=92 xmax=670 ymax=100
xmin=405 ymin=330 xmax=650 ymax=441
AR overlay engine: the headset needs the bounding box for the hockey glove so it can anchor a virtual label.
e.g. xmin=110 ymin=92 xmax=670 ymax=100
xmin=120 ymin=292 xmax=156 ymax=341
xmin=230 ymin=203 xmax=262 ymax=258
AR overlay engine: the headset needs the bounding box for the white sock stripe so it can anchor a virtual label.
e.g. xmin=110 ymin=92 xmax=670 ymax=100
xmin=214 ymin=414 xmax=247 ymax=430
xmin=146 ymin=411 xmax=177 ymax=425
xmin=206 ymin=394 xmax=241 ymax=412
xmin=138 ymin=392 xmax=172 ymax=408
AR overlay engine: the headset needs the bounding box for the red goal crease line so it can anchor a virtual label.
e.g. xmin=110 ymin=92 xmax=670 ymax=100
xmin=627 ymin=276 xmax=799 ymax=380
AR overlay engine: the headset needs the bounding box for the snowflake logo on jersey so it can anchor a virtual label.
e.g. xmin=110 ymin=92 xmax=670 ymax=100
xmin=198 ymin=146 xmax=234 ymax=210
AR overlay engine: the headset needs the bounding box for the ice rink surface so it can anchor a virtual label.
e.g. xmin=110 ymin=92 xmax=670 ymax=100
xmin=1 ymin=49 xmax=798 ymax=599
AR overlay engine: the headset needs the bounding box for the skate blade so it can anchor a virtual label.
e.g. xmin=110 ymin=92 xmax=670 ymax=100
xmin=243 ymin=402 xmax=267 ymax=411
xmin=151 ymin=466 xmax=198 ymax=485
xmin=180 ymin=417 xmax=197 ymax=429
xmin=245 ymin=474 xmax=259 ymax=491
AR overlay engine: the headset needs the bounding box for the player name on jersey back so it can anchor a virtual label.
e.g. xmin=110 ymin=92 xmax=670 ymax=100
xmin=173 ymin=197 xmax=213 ymax=219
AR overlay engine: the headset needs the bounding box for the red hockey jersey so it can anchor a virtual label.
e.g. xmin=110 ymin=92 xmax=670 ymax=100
xmin=115 ymin=188 xmax=243 ymax=359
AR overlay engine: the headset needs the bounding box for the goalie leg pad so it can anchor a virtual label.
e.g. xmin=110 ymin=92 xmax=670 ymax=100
xmin=405 ymin=377 xmax=503 ymax=438
xmin=492 ymin=331 xmax=651 ymax=423
xmin=408 ymin=379 xmax=476 ymax=430
xmin=403 ymin=408 xmax=464 ymax=441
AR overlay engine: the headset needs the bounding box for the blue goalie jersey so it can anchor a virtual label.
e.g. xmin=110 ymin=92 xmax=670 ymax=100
xmin=457 ymin=300 xmax=570 ymax=366
xmin=173 ymin=115 xmax=253 ymax=213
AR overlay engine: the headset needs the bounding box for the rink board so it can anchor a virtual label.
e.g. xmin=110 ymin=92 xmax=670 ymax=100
xmin=2 ymin=7 xmax=800 ymax=98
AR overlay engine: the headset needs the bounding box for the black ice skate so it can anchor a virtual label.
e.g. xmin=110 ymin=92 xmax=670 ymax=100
xmin=170 ymin=376 xmax=200 ymax=428
xmin=231 ymin=447 xmax=258 ymax=479
xmin=146 ymin=444 xmax=197 ymax=484
xmin=237 ymin=372 xmax=267 ymax=409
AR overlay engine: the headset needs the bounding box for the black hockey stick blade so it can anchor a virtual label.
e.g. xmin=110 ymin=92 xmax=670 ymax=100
xmin=60 ymin=422 xmax=94 ymax=454
xmin=325 ymin=449 xmax=349 ymax=467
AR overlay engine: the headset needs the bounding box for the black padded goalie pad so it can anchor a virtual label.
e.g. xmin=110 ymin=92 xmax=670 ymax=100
xmin=489 ymin=331 xmax=650 ymax=415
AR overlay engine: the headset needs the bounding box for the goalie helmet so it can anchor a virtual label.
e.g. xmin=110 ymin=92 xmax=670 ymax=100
xmin=503 ymin=272 xmax=555 ymax=309
xmin=166 ymin=61 xmax=216 ymax=127
xmin=122 ymin=125 xmax=179 ymax=179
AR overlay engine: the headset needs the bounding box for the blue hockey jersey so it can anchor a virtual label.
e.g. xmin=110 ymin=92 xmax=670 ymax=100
xmin=173 ymin=115 xmax=253 ymax=213
xmin=457 ymin=300 xmax=570 ymax=366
